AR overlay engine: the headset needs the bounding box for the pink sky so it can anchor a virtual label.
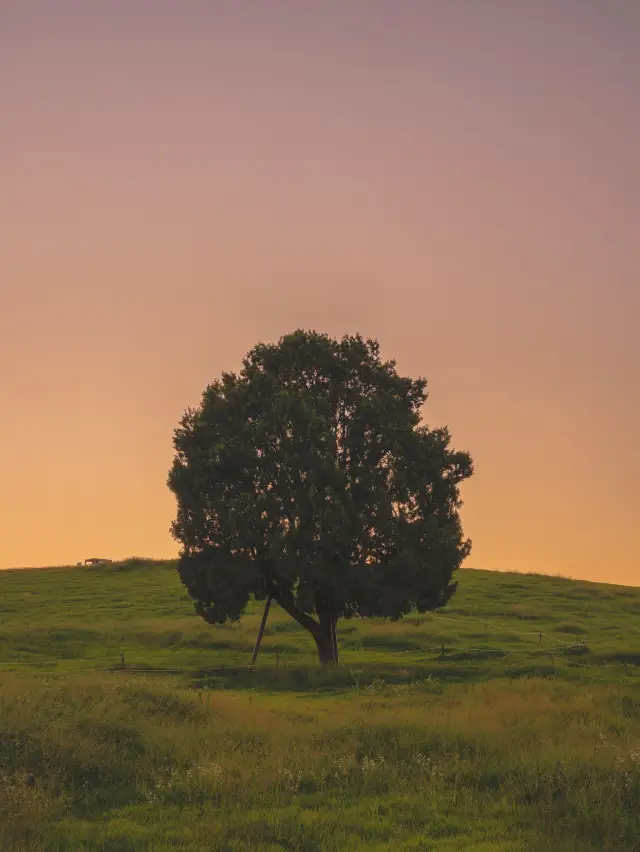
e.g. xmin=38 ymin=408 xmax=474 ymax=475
xmin=2 ymin=1 xmax=639 ymax=585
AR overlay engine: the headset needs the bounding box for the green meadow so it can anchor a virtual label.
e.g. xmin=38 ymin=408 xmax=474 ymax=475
xmin=1 ymin=561 xmax=639 ymax=851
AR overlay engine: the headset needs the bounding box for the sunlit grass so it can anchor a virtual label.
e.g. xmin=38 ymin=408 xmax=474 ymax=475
xmin=1 ymin=561 xmax=639 ymax=673
xmin=0 ymin=561 xmax=639 ymax=850
xmin=0 ymin=672 xmax=639 ymax=851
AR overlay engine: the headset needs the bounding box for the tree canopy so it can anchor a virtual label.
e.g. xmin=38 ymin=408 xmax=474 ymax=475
xmin=168 ymin=330 xmax=473 ymax=663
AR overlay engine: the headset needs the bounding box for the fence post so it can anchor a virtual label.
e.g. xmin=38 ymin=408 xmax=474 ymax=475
xmin=276 ymin=651 xmax=279 ymax=668
xmin=121 ymin=652 xmax=125 ymax=670
xmin=250 ymin=595 xmax=272 ymax=668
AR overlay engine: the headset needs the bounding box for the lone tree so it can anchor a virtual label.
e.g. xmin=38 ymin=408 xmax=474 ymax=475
xmin=168 ymin=330 xmax=473 ymax=664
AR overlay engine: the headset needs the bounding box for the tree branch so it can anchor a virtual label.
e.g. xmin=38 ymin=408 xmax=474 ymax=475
xmin=272 ymin=586 xmax=320 ymax=636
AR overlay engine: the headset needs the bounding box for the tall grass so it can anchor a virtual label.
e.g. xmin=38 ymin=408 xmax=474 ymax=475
xmin=0 ymin=672 xmax=638 ymax=851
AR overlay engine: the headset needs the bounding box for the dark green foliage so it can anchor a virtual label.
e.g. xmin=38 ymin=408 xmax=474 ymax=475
xmin=168 ymin=330 xmax=473 ymax=662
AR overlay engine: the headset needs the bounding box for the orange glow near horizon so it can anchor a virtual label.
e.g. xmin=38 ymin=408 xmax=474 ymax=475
xmin=1 ymin=2 xmax=638 ymax=586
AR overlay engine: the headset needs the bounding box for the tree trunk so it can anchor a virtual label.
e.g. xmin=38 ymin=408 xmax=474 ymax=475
xmin=312 ymin=619 xmax=337 ymax=665
xmin=331 ymin=616 xmax=339 ymax=664
xmin=315 ymin=611 xmax=338 ymax=665
xmin=271 ymin=588 xmax=339 ymax=665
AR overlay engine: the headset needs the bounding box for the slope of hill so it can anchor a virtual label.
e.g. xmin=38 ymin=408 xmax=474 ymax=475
xmin=0 ymin=560 xmax=638 ymax=677
xmin=1 ymin=561 xmax=639 ymax=851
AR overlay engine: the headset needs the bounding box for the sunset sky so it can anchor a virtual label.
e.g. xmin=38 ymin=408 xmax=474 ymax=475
xmin=2 ymin=1 xmax=639 ymax=585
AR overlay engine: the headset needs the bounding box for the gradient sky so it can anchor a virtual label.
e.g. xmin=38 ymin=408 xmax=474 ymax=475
xmin=2 ymin=1 xmax=639 ymax=585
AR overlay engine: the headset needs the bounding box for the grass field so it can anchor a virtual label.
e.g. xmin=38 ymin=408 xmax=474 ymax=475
xmin=0 ymin=561 xmax=639 ymax=851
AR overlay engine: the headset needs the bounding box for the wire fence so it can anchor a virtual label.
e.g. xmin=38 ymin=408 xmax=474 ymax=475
xmin=0 ymin=607 xmax=636 ymax=680
xmin=0 ymin=656 xmax=634 ymax=677
xmin=430 ymin=611 xmax=585 ymax=646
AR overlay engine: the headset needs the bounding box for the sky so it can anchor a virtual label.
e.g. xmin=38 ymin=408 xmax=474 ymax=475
xmin=2 ymin=1 xmax=639 ymax=585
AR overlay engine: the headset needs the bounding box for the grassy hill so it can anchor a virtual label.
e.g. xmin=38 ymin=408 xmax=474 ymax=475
xmin=1 ymin=560 xmax=638 ymax=677
xmin=0 ymin=562 xmax=638 ymax=851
